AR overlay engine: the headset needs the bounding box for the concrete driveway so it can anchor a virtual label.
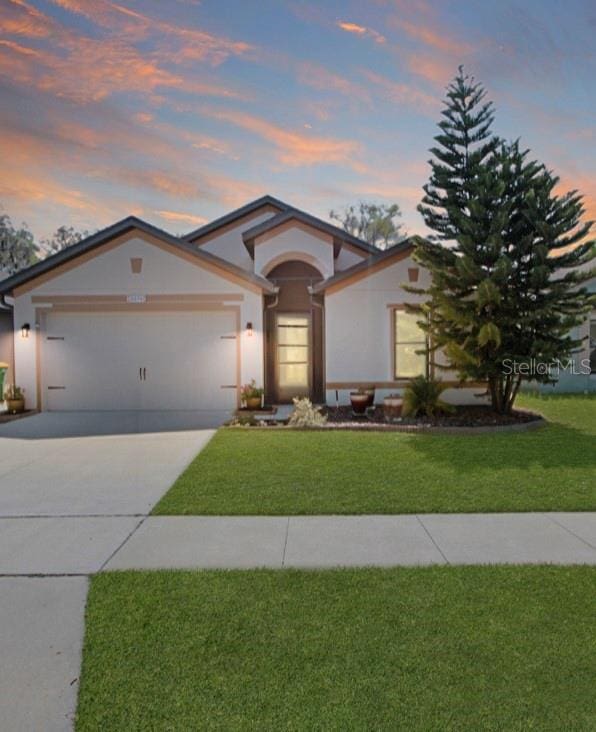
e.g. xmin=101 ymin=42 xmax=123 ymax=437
xmin=0 ymin=410 xmax=222 ymax=732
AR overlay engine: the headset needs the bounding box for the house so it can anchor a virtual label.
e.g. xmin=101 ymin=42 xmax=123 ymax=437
xmin=523 ymin=257 xmax=595 ymax=394
xmin=0 ymin=195 xmax=592 ymax=413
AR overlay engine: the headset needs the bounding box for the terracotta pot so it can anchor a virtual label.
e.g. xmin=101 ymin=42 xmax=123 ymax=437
xmin=383 ymin=395 xmax=403 ymax=422
xmin=6 ymin=398 xmax=24 ymax=414
xmin=350 ymin=392 xmax=369 ymax=416
xmin=245 ymin=396 xmax=262 ymax=410
xmin=362 ymin=388 xmax=375 ymax=407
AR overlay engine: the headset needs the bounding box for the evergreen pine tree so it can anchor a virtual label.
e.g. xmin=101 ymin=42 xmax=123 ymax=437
xmin=412 ymin=67 xmax=595 ymax=413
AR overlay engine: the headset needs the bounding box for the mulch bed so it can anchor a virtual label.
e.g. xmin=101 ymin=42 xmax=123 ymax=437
xmin=322 ymin=405 xmax=541 ymax=428
xmin=0 ymin=409 xmax=37 ymax=424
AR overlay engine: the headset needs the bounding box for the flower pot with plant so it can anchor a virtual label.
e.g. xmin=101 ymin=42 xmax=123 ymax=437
xmin=240 ymin=379 xmax=264 ymax=410
xmin=350 ymin=389 xmax=370 ymax=416
xmin=4 ymin=385 xmax=25 ymax=414
xmin=362 ymin=385 xmax=375 ymax=407
xmin=383 ymin=394 xmax=403 ymax=422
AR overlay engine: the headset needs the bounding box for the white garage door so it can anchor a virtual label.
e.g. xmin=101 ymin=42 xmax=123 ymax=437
xmin=41 ymin=310 xmax=238 ymax=411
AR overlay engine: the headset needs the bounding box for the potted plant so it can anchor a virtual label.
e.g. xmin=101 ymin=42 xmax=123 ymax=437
xmin=350 ymin=388 xmax=370 ymax=416
xmin=5 ymin=385 xmax=25 ymax=414
xmin=383 ymin=393 xmax=403 ymax=422
xmin=240 ymin=379 xmax=264 ymax=410
xmin=362 ymin=385 xmax=375 ymax=407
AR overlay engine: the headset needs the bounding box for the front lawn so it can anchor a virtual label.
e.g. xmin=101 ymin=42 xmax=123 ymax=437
xmin=154 ymin=394 xmax=596 ymax=515
xmin=76 ymin=567 xmax=596 ymax=731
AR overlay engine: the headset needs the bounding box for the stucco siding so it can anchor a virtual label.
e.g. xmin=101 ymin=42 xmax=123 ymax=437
xmin=12 ymin=235 xmax=264 ymax=410
xmin=325 ymin=254 xmax=428 ymax=383
xmin=324 ymin=255 xmax=486 ymax=405
xmin=254 ymin=225 xmax=335 ymax=279
xmin=334 ymin=247 xmax=367 ymax=271
xmin=199 ymin=210 xmax=277 ymax=270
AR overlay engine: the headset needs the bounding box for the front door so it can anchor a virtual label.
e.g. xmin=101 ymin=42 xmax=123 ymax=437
xmin=274 ymin=313 xmax=311 ymax=402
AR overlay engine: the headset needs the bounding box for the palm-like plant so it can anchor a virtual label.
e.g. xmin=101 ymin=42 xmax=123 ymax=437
xmin=402 ymin=377 xmax=453 ymax=418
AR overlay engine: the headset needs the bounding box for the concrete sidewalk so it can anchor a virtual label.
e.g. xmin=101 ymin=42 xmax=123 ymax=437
xmin=105 ymin=512 xmax=596 ymax=570
xmin=0 ymin=412 xmax=222 ymax=732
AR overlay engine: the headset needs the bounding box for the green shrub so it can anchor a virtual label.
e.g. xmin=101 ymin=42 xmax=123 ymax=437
xmin=402 ymin=376 xmax=453 ymax=418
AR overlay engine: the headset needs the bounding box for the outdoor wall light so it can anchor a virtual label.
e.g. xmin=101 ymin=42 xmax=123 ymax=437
xmin=246 ymin=321 xmax=253 ymax=337
xmin=21 ymin=323 xmax=30 ymax=339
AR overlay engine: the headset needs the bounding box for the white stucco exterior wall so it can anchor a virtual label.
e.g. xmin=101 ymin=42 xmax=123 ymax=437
xmin=254 ymin=224 xmax=335 ymax=279
xmin=325 ymin=255 xmax=427 ymax=385
xmin=334 ymin=246 xmax=367 ymax=271
xmin=198 ymin=210 xmax=278 ymax=271
xmin=324 ymin=254 xmax=486 ymax=405
xmin=12 ymin=234 xmax=265 ymax=410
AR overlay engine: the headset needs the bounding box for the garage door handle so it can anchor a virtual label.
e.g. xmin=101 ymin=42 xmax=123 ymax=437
xmin=143 ymin=367 xmax=146 ymax=381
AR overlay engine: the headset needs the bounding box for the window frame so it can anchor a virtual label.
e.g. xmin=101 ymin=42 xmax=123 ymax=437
xmin=392 ymin=305 xmax=429 ymax=380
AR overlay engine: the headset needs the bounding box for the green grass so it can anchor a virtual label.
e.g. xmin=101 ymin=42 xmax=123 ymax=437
xmin=76 ymin=567 xmax=596 ymax=731
xmin=154 ymin=394 xmax=596 ymax=515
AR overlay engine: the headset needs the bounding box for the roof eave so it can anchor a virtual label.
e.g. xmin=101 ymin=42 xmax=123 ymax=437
xmin=240 ymin=210 xmax=376 ymax=257
xmin=183 ymin=195 xmax=289 ymax=242
xmin=0 ymin=216 xmax=277 ymax=296
xmin=311 ymin=239 xmax=418 ymax=294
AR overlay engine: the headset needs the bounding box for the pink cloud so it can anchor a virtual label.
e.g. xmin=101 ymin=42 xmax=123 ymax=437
xmin=49 ymin=0 xmax=253 ymax=64
xmin=155 ymin=210 xmax=209 ymax=226
xmin=391 ymin=18 xmax=473 ymax=56
xmin=296 ymin=61 xmax=371 ymax=103
xmin=0 ymin=0 xmax=248 ymax=104
xmin=361 ymin=70 xmax=437 ymax=113
xmin=337 ymin=20 xmax=386 ymax=44
xmin=203 ymin=108 xmax=362 ymax=168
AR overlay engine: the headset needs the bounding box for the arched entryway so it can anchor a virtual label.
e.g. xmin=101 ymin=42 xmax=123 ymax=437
xmin=264 ymin=260 xmax=325 ymax=404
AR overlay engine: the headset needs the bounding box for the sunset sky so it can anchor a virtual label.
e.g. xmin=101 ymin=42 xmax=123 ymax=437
xmin=1 ymin=0 xmax=595 ymax=241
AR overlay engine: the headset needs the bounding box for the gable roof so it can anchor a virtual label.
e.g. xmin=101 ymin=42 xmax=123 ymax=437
xmin=310 ymin=237 xmax=420 ymax=294
xmin=0 ymin=216 xmax=277 ymax=296
xmin=240 ymin=209 xmax=379 ymax=258
xmin=184 ymin=195 xmax=289 ymax=242
xmin=184 ymin=194 xmax=376 ymax=256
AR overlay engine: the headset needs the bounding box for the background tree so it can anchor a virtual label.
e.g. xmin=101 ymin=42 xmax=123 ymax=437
xmin=412 ymin=67 xmax=595 ymax=414
xmin=0 ymin=213 xmax=38 ymax=276
xmin=329 ymin=202 xmax=406 ymax=249
xmin=41 ymin=225 xmax=90 ymax=257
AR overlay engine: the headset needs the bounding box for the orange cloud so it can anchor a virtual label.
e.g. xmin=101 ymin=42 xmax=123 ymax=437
xmin=337 ymin=20 xmax=386 ymax=44
xmin=361 ymin=70 xmax=437 ymax=113
xmin=0 ymin=1 xmax=247 ymax=103
xmin=296 ymin=61 xmax=371 ymax=103
xmin=203 ymin=108 xmax=361 ymax=168
xmin=155 ymin=210 xmax=208 ymax=226
xmin=558 ymin=174 xmax=596 ymax=226
xmin=406 ymin=53 xmax=453 ymax=86
xmin=0 ymin=104 xmax=262 ymax=233
xmin=48 ymin=0 xmax=253 ymax=65
xmin=0 ymin=0 xmax=53 ymax=38
xmin=392 ymin=18 xmax=472 ymax=56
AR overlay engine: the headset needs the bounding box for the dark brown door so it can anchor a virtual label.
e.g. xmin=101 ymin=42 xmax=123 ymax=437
xmin=264 ymin=260 xmax=325 ymax=404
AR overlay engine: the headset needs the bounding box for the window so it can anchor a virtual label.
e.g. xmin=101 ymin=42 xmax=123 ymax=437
xmin=276 ymin=314 xmax=310 ymax=390
xmin=393 ymin=308 xmax=428 ymax=379
xmin=590 ymin=320 xmax=596 ymax=374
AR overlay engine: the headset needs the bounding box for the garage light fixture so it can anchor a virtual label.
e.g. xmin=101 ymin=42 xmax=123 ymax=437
xmin=21 ymin=323 xmax=30 ymax=339
xmin=246 ymin=321 xmax=253 ymax=337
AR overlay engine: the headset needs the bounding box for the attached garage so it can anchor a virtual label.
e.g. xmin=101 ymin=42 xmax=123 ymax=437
xmin=41 ymin=309 xmax=238 ymax=411
xmin=2 ymin=217 xmax=274 ymax=413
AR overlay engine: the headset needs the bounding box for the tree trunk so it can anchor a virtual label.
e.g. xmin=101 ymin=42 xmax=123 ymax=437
xmin=488 ymin=376 xmax=504 ymax=414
